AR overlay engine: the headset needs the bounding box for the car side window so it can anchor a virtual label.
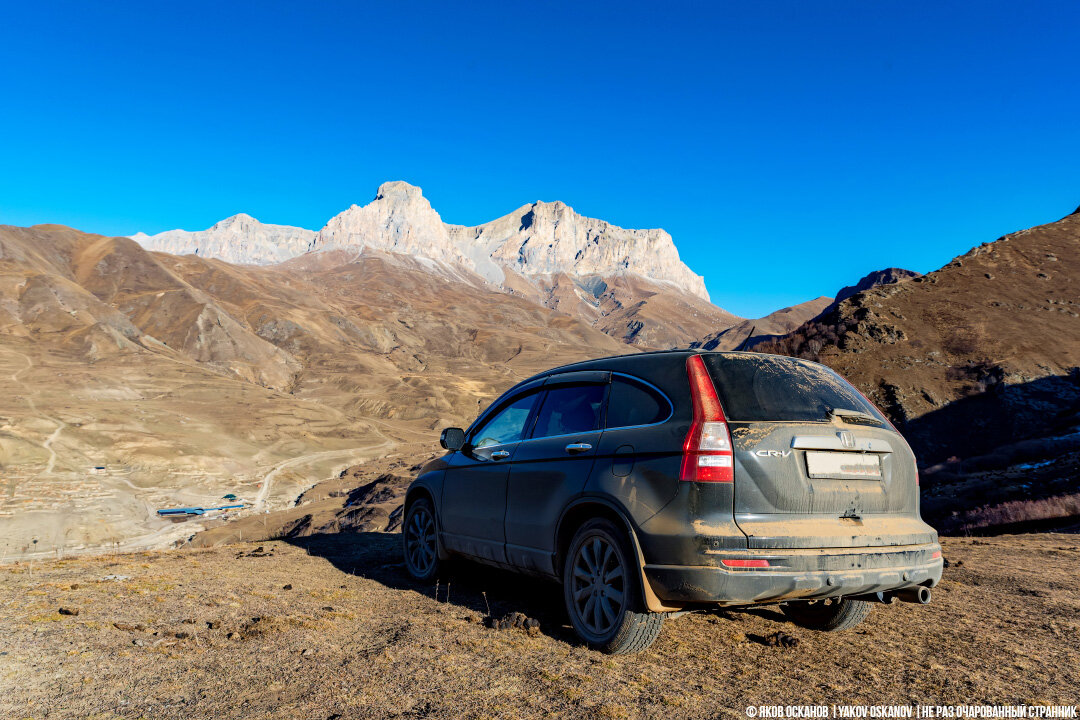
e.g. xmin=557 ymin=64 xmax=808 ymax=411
xmin=471 ymin=393 xmax=538 ymax=448
xmin=606 ymin=376 xmax=670 ymax=428
xmin=531 ymin=384 xmax=606 ymax=439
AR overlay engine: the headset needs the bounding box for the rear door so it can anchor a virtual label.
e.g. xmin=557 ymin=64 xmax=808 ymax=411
xmin=701 ymin=353 xmax=934 ymax=549
xmin=441 ymin=389 xmax=541 ymax=565
xmin=504 ymin=372 xmax=608 ymax=575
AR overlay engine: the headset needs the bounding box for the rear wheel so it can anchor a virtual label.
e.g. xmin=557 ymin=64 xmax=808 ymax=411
xmin=402 ymin=498 xmax=441 ymax=582
xmin=782 ymin=597 xmax=873 ymax=631
xmin=562 ymin=518 xmax=664 ymax=654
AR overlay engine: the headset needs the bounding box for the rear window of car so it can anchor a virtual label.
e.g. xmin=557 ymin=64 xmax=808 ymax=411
xmin=605 ymin=376 xmax=671 ymax=428
xmin=531 ymin=384 xmax=606 ymax=438
xmin=701 ymin=353 xmax=887 ymax=424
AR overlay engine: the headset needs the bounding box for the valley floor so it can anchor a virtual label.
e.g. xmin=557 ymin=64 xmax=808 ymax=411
xmin=2 ymin=534 xmax=1078 ymax=719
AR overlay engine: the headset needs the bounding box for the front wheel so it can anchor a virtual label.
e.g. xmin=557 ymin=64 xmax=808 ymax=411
xmin=781 ymin=597 xmax=873 ymax=631
xmin=562 ymin=518 xmax=664 ymax=654
xmin=402 ymin=498 xmax=441 ymax=582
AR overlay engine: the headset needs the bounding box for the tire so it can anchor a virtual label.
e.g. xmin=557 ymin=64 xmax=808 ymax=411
xmin=562 ymin=518 xmax=664 ymax=654
xmin=402 ymin=498 xmax=441 ymax=582
xmin=781 ymin=597 xmax=874 ymax=631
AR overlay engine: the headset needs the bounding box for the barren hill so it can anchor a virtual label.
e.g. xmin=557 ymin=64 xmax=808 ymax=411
xmin=691 ymin=296 xmax=832 ymax=351
xmin=0 ymin=223 xmax=627 ymax=558
xmin=756 ymin=209 xmax=1080 ymax=532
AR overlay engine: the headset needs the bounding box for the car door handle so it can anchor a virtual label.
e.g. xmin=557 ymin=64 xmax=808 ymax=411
xmin=490 ymin=450 xmax=511 ymax=460
xmin=565 ymin=443 xmax=592 ymax=455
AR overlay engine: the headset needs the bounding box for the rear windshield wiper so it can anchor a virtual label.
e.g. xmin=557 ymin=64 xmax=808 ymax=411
xmin=829 ymin=408 xmax=883 ymax=425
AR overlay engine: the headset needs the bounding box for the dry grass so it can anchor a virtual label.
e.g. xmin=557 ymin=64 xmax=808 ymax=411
xmin=2 ymin=533 xmax=1078 ymax=719
xmin=949 ymin=493 xmax=1080 ymax=534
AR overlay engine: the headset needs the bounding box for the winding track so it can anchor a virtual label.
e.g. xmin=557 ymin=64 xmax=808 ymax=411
xmin=5 ymin=349 xmax=66 ymax=476
xmin=252 ymin=438 xmax=393 ymax=511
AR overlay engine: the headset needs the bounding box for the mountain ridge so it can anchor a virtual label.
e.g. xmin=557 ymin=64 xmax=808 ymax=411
xmin=132 ymin=181 xmax=735 ymax=348
xmin=132 ymin=181 xmax=710 ymax=301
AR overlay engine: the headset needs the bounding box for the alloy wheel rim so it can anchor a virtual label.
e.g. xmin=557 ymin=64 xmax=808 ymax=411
xmin=570 ymin=535 xmax=625 ymax=636
xmin=405 ymin=507 xmax=436 ymax=574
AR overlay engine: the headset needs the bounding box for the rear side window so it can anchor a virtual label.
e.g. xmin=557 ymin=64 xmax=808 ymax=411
xmin=472 ymin=392 xmax=538 ymax=448
xmin=606 ymin=376 xmax=670 ymax=428
xmin=701 ymin=353 xmax=887 ymax=423
xmin=532 ymin=385 xmax=605 ymax=438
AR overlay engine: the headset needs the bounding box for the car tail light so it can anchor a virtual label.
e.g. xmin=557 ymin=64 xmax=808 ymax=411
xmin=680 ymin=355 xmax=734 ymax=483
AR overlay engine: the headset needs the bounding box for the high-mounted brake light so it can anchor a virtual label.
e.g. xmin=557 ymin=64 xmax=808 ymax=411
xmin=680 ymin=355 xmax=734 ymax=483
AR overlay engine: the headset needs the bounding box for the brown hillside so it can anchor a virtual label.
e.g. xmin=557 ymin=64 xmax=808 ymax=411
xmin=0 ymin=224 xmax=627 ymax=558
xmin=758 ymin=209 xmax=1080 ymax=465
xmin=692 ymin=296 xmax=832 ymax=351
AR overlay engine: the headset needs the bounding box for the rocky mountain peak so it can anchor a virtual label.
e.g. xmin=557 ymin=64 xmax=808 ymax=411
xmin=132 ymin=214 xmax=316 ymax=266
xmin=212 ymin=213 xmax=259 ymax=228
xmin=375 ymin=180 xmax=426 ymax=202
xmin=134 ymin=181 xmax=711 ymax=301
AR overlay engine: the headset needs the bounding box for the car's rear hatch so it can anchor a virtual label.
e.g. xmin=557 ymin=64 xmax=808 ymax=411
xmin=701 ymin=353 xmax=935 ymax=550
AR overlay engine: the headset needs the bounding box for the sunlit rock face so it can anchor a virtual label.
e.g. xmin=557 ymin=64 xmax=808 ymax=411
xmin=132 ymin=213 xmax=315 ymax=266
xmin=135 ymin=181 xmax=708 ymax=300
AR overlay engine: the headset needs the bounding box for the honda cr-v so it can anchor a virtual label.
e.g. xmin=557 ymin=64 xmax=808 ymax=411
xmin=403 ymin=351 xmax=942 ymax=654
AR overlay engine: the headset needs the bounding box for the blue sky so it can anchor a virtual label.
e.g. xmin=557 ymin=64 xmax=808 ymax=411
xmin=1 ymin=1 xmax=1077 ymax=318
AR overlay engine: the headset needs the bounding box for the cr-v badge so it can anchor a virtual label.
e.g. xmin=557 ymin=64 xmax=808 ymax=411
xmin=756 ymin=450 xmax=792 ymax=458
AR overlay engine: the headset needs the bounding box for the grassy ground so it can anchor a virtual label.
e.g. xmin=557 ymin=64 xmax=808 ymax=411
xmin=2 ymin=534 xmax=1078 ymax=719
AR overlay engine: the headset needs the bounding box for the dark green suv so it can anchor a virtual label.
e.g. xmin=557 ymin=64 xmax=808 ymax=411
xmin=403 ymin=351 xmax=942 ymax=653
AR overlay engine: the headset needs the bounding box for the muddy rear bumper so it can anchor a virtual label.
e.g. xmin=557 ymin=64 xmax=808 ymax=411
xmin=643 ymin=543 xmax=943 ymax=606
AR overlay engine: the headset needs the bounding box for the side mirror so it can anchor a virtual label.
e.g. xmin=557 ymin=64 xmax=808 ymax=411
xmin=440 ymin=427 xmax=466 ymax=451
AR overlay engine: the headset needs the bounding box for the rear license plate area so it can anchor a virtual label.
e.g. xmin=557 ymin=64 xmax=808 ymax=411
xmin=805 ymin=451 xmax=882 ymax=480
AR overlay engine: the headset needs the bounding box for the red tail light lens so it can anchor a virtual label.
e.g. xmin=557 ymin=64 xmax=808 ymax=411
xmin=681 ymin=355 xmax=734 ymax=483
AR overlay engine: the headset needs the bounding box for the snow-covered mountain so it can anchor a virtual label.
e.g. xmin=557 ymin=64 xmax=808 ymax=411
xmin=132 ymin=213 xmax=315 ymax=266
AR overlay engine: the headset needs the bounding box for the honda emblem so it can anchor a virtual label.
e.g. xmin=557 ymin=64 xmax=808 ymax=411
xmin=838 ymin=431 xmax=856 ymax=448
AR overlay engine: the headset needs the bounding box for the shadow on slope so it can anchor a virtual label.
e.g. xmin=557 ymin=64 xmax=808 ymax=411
xmin=905 ymin=374 xmax=1080 ymax=535
xmin=285 ymin=532 xmax=579 ymax=643
xmin=900 ymin=372 xmax=1080 ymax=466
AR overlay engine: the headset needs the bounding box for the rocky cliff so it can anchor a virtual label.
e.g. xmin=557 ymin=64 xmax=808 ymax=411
xmin=133 ymin=182 xmax=709 ymax=301
xmin=312 ymin=181 xmax=710 ymax=300
xmin=132 ymin=214 xmax=316 ymax=266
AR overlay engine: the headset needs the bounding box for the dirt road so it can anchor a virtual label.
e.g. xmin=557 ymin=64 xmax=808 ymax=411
xmin=2 ymin=533 xmax=1077 ymax=719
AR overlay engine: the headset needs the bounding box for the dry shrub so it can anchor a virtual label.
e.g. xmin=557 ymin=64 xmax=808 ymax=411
xmin=949 ymin=493 xmax=1080 ymax=534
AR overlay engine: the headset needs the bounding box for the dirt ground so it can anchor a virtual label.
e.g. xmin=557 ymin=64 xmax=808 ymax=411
xmin=2 ymin=533 xmax=1077 ymax=719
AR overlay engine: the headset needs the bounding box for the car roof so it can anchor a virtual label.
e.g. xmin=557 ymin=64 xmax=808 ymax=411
xmin=535 ymin=348 xmax=797 ymax=377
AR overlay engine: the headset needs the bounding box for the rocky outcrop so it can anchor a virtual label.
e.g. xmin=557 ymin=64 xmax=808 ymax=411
xmin=312 ymin=181 xmax=709 ymax=300
xmin=815 ymin=267 xmax=921 ymax=319
xmin=135 ymin=182 xmax=709 ymax=301
xmin=132 ymin=213 xmax=316 ymax=266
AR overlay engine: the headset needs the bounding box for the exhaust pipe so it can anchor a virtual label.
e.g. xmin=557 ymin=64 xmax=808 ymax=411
xmin=850 ymin=587 xmax=931 ymax=605
xmin=894 ymin=586 xmax=931 ymax=604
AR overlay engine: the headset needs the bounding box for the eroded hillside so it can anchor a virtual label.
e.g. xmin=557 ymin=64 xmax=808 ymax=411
xmin=0 ymin=224 xmax=627 ymax=557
